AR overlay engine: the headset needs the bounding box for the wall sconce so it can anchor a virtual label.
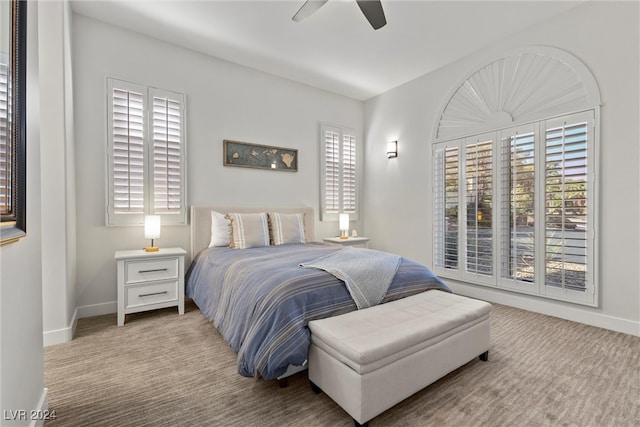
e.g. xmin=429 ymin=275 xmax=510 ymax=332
xmin=144 ymin=215 xmax=161 ymax=252
xmin=387 ymin=141 xmax=398 ymax=158
xmin=339 ymin=213 xmax=350 ymax=239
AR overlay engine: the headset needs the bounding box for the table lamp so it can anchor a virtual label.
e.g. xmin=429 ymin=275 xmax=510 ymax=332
xmin=144 ymin=215 xmax=161 ymax=252
xmin=339 ymin=213 xmax=349 ymax=239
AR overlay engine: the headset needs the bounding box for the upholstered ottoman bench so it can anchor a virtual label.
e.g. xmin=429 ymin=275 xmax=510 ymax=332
xmin=308 ymin=290 xmax=492 ymax=426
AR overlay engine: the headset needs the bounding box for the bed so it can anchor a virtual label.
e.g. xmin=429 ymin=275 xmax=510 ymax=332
xmin=186 ymin=205 xmax=451 ymax=381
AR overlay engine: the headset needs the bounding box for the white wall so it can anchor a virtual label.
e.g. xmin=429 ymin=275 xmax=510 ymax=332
xmin=40 ymin=0 xmax=77 ymax=346
xmin=70 ymin=14 xmax=363 ymax=316
xmin=363 ymin=1 xmax=640 ymax=335
xmin=0 ymin=2 xmax=48 ymax=424
xmin=58 ymin=2 xmax=639 ymax=338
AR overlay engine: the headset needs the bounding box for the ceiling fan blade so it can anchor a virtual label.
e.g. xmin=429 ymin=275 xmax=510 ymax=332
xmin=292 ymin=0 xmax=328 ymax=22
xmin=356 ymin=0 xmax=387 ymax=30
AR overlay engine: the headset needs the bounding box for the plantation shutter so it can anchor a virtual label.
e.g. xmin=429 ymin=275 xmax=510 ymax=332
xmin=107 ymin=78 xmax=187 ymax=226
xmin=433 ymin=109 xmax=596 ymax=306
xmin=321 ymin=123 xmax=358 ymax=221
xmin=464 ymin=137 xmax=493 ymax=276
xmin=434 ymin=145 xmax=459 ymax=270
xmin=151 ymin=90 xmax=184 ymax=215
xmin=323 ymin=127 xmax=340 ymax=215
xmin=111 ymin=87 xmax=145 ymax=214
xmin=500 ymin=128 xmax=536 ymax=285
xmin=544 ymin=116 xmax=589 ymax=292
xmin=342 ymin=131 xmax=357 ymax=214
xmin=0 ymin=62 xmax=10 ymax=216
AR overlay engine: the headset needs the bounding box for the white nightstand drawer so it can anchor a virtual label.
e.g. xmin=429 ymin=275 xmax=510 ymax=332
xmin=125 ymin=257 xmax=178 ymax=284
xmin=126 ymin=280 xmax=178 ymax=309
xmin=116 ymin=248 xmax=186 ymax=326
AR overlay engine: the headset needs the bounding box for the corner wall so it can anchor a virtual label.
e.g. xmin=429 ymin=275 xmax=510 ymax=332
xmin=0 ymin=2 xmax=48 ymax=424
xmin=363 ymin=1 xmax=640 ymax=335
xmin=69 ymin=13 xmax=363 ymax=318
xmin=40 ymin=0 xmax=77 ymax=346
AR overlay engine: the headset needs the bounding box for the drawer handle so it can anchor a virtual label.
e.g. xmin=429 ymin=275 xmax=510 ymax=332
xmin=138 ymin=268 xmax=168 ymax=274
xmin=139 ymin=291 xmax=168 ymax=298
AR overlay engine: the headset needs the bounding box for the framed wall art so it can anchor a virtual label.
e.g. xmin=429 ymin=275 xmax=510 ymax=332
xmin=223 ymin=139 xmax=298 ymax=172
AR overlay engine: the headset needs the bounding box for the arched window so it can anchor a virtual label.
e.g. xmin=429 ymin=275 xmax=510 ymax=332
xmin=432 ymin=46 xmax=600 ymax=306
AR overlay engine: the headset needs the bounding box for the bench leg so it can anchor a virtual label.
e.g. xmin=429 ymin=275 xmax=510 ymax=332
xmin=479 ymin=351 xmax=489 ymax=361
xmin=311 ymin=382 xmax=368 ymax=426
xmin=310 ymin=381 xmax=322 ymax=394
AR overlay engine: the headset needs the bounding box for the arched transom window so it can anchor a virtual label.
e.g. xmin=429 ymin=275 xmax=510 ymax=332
xmin=432 ymin=46 xmax=600 ymax=306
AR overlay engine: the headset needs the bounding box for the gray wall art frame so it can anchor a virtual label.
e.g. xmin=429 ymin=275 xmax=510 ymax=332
xmin=223 ymin=139 xmax=298 ymax=172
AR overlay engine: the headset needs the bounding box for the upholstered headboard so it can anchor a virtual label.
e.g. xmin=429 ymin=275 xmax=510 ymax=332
xmin=190 ymin=205 xmax=315 ymax=259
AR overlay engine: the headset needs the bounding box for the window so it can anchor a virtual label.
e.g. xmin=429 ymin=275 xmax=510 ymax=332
xmin=107 ymin=78 xmax=186 ymax=226
xmin=465 ymin=136 xmax=493 ymax=277
xmin=0 ymin=0 xmax=27 ymax=245
xmin=433 ymin=111 xmax=596 ymax=306
xmin=433 ymin=47 xmax=600 ymax=306
xmin=500 ymin=127 xmax=536 ymax=288
xmin=543 ymin=117 xmax=590 ymax=294
xmin=320 ymin=123 xmax=358 ymax=221
xmin=0 ymin=61 xmax=12 ymax=215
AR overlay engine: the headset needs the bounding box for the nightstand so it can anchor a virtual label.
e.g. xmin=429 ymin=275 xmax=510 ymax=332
xmin=323 ymin=236 xmax=370 ymax=248
xmin=115 ymin=247 xmax=186 ymax=326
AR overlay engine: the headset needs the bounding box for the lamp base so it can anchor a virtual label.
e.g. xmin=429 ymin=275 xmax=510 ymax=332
xmin=144 ymin=246 xmax=160 ymax=252
xmin=339 ymin=236 xmax=348 ymax=240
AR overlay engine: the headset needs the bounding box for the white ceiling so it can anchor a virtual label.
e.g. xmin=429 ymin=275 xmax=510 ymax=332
xmin=71 ymin=0 xmax=585 ymax=101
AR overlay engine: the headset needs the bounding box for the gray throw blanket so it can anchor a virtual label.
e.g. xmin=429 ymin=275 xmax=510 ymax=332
xmin=300 ymin=247 xmax=401 ymax=309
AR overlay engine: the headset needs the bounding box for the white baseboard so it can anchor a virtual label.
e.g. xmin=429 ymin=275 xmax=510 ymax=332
xmin=76 ymin=300 xmax=117 ymax=319
xmin=44 ymin=291 xmax=639 ymax=347
xmin=451 ymin=282 xmax=640 ymax=337
xmin=43 ymin=309 xmax=78 ymax=347
xmin=43 ymin=301 xmax=116 ymax=347
xmin=29 ymin=387 xmax=48 ymax=427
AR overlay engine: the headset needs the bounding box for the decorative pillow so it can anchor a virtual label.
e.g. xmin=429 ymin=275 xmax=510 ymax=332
xmin=208 ymin=211 xmax=231 ymax=248
xmin=268 ymin=212 xmax=306 ymax=245
xmin=228 ymin=212 xmax=270 ymax=249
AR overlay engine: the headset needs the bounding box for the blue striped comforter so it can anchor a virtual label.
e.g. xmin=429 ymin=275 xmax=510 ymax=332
xmin=186 ymin=242 xmax=450 ymax=380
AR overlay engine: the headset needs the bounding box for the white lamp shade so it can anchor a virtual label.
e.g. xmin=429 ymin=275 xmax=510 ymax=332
xmin=144 ymin=215 xmax=161 ymax=239
xmin=339 ymin=213 xmax=350 ymax=231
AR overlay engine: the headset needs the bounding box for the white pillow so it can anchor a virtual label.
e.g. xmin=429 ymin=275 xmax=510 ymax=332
xmin=208 ymin=211 xmax=231 ymax=247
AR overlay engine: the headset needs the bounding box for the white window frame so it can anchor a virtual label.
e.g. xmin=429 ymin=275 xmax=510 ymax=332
xmin=433 ymin=110 xmax=598 ymax=306
xmin=106 ymin=78 xmax=187 ymax=226
xmin=461 ymin=132 xmax=495 ymax=287
xmin=320 ymin=123 xmax=359 ymax=221
xmin=498 ymin=123 xmax=538 ymax=295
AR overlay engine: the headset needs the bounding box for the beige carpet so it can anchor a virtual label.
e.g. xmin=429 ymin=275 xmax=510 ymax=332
xmin=44 ymin=300 xmax=640 ymax=427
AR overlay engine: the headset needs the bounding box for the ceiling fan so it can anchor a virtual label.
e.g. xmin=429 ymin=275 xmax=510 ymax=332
xmin=292 ymin=0 xmax=387 ymax=30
